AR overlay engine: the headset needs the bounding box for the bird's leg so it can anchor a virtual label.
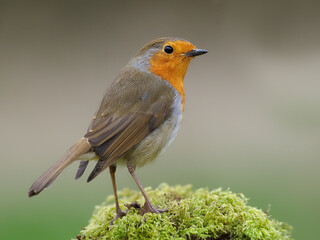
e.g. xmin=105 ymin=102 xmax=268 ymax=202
xmin=128 ymin=165 xmax=167 ymax=215
xmin=109 ymin=165 xmax=127 ymax=224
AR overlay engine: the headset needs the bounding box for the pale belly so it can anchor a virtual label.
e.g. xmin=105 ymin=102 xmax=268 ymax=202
xmin=121 ymin=109 xmax=182 ymax=168
xmin=79 ymin=110 xmax=182 ymax=168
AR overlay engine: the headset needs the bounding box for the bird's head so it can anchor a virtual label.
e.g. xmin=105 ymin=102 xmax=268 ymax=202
xmin=132 ymin=37 xmax=207 ymax=108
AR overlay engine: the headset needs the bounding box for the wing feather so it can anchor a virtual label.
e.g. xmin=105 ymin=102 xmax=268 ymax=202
xmin=83 ymin=70 xmax=176 ymax=181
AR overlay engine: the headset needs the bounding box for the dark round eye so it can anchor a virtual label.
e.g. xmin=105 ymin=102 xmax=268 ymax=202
xmin=164 ymin=45 xmax=174 ymax=54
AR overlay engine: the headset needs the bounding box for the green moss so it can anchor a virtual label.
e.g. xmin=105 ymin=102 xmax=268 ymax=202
xmin=76 ymin=184 xmax=293 ymax=240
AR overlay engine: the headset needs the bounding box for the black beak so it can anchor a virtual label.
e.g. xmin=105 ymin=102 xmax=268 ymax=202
xmin=185 ymin=49 xmax=208 ymax=57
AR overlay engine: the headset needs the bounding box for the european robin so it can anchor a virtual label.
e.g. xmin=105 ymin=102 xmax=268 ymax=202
xmin=28 ymin=37 xmax=207 ymax=222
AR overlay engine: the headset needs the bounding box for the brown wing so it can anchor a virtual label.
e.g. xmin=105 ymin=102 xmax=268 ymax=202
xmin=84 ymin=69 xmax=175 ymax=182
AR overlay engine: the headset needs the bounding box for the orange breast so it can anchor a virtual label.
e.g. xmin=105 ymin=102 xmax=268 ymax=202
xmin=150 ymin=53 xmax=191 ymax=110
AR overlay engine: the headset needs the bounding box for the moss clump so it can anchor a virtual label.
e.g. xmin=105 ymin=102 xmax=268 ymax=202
xmin=76 ymin=184 xmax=293 ymax=240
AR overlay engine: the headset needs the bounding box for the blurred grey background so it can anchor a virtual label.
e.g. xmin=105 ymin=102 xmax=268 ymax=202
xmin=1 ymin=1 xmax=319 ymax=239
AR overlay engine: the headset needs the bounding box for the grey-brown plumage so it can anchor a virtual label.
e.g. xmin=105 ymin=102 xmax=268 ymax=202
xmin=28 ymin=37 xmax=207 ymax=221
xmin=28 ymin=138 xmax=91 ymax=197
xmin=85 ymin=68 xmax=177 ymax=182
xmin=28 ymin=68 xmax=179 ymax=197
xmin=28 ymin=39 xmax=181 ymax=196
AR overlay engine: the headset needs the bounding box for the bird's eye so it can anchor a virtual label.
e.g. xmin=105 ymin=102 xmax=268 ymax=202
xmin=163 ymin=45 xmax=174 ymax=54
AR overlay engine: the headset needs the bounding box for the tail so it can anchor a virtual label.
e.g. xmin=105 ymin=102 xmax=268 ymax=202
xmin=28 ymin=137 xmax=91 ymax=197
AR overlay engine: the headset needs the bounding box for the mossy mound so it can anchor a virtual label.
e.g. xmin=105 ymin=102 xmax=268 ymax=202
xmin=76 ymin=184 xmax=292 ymax=240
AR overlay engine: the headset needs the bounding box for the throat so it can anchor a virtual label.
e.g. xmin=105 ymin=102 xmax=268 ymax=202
xmin=150 ymin=61 xmax=189 ymax=110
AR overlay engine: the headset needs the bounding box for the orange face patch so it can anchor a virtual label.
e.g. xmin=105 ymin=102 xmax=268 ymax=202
xmin=149 ymin=40 xmax=196 ymax=110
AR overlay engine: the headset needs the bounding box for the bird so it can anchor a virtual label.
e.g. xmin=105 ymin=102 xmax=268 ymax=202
xmin=28 ymin=37 xmax=207 ymax=222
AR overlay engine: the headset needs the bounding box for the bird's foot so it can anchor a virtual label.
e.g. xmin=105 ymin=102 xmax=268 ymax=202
xmin=110 ymin=202 xmax=142 ymax=225
xmin=110 ymin=201 xmax=167 ymax=224
xmin=110 ymin=209 xmax=127 ymax=225
xmin=140 ymin=201 xmax=167 ymax=215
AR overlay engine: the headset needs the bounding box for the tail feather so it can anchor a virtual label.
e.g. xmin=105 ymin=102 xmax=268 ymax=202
xmin=28 ymin=138 xmax=91 ymax=197
xmin=75 ymin=161 xmax=89 ymax=180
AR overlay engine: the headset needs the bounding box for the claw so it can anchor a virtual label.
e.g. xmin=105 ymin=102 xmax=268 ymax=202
xmin=110 ymin=201 xmax=167 ymax=224
xmin=110 ymin=209 xmax=127 ymax=225
xmin=139 ymin=201 xmax=167 ymax=215
xmin=110 ymin=202 xmax=143 ymax=225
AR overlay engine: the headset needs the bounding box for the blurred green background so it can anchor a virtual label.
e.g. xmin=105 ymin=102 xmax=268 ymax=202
xmin=1 ymin=1 xmax=319 ymax=239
